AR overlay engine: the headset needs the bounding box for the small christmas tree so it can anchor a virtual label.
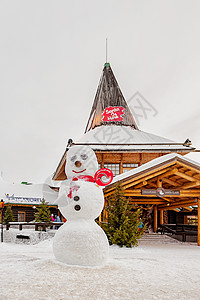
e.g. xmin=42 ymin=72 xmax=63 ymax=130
xmin=3 ymin=204 xmax=14 ymax=224
xmin=34 ymin=199 xmax=51 ymax=223
xmin=103 ymin=183 xmax=146 ymax=247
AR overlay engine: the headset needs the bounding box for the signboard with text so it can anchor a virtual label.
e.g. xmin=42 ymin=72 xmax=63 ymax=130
xmin=4 ymin=193 xmax=43 ymax=204
xmin=141 ymin=188 xmax=180 ymax=198
xmin=101 ymin=106 xmax=125 ymax=122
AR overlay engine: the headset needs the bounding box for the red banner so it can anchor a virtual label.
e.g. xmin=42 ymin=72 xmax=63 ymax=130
xmin=101 ymin=106 xmax=125 ymax=122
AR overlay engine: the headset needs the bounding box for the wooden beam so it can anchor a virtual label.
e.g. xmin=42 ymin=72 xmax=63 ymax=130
xmin=123 ymin=168 xmax=174 ymax=190
xmin=104 ymin=163 xmax=177 ymax=194
xmin=162 ymin=197 xmax=172 ymax=203
xmin=134 ymin=181 xmax=147 ymax=188
xmin=183 ymin=207 xmax=193 ymax=212
xmin=162 ymin=177 xmax=180 ymax=187
xmin=177 ymin=161 xmax=200 ymax=176
xmin=154 ymin=205 xmax=158 ymax=232
xmin=172 ymin=208 xmax=180 ymax=212
xmin=124 ymin=190 xmax=142 ymax=196
xmin=129 ymin=199 xmax=166 ymax=205
xmin=148 ymin=182 xmax=157 ymax=188
xmin=198 ymin=198 xmax=200 ymax=246
xmin=180 ymin=190 xmax=200 ymax=197
xmin=157 ymin=168 xmax=179 ymax=180
xmin=175 ymin=171 xmax=200 ymax=182
xmin=179 ymin=181 xmax=200 ymax=190
xmin=158 ymin=200 xmax=197 ymax=210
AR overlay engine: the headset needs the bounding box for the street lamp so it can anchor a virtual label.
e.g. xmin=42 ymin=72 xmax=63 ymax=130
xmin=0 ymin=199 xmax=4 ymax=242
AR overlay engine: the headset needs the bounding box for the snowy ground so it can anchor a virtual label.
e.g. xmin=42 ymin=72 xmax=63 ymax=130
xmin=1 ymin=236 xmax=200 ymax=300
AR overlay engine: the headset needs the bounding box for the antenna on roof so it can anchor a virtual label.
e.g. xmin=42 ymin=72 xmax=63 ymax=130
xmin=106 ymin=38 xmax=108 ymax=63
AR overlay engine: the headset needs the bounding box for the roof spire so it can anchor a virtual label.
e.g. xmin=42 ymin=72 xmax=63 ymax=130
xmin=106 ymin=38 xmax=108 ymax=63
xmin=85 ymin=63 xmax=138 ymax=133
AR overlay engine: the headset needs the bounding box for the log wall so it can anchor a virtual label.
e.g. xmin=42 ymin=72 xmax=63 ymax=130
xmin=95 ymin=152 xmax=164 ymax=173
xmin=6 ymin=205 xmax=58 ymax=222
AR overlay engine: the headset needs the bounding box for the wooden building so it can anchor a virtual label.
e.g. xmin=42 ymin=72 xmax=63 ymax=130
xmin=53 ymin=63 xmax=194 ymax=181
xmin=52 ymin=62 xmax=200 ymax=244
xmin=0 ymin=179 xmax=58 ymax=223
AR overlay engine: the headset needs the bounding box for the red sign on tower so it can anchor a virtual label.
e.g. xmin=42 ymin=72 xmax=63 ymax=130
xmin=101 ymin=106 xmax=125 ymax=122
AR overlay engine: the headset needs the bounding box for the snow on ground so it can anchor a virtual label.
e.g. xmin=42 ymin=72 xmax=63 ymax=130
xmin=1 ymin=237 xmax=200 ymax=300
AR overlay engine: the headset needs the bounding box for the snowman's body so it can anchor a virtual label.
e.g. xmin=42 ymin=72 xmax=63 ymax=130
xmin=53 ymin=145 xmax=109 ymax=266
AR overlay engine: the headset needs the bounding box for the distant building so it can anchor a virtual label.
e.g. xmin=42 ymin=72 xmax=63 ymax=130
xmin=0 ymin=176 xmax=59 ymax=222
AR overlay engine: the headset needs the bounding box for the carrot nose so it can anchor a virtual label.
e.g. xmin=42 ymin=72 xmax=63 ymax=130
xmin=75 ymin=161 xmax=82 ymax=168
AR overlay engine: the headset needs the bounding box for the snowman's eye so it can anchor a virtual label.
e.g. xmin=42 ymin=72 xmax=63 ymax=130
xmin=70 ymin=155 xmax=77 ymax=162
xmin=81 ymin=154 xmax=88 ymax=160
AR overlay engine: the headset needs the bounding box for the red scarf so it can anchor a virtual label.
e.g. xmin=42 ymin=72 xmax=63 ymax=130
xmin=67 ymin=175 xmax=94 ymax=198
xmin=72 ymin=175 xmax=94 ymax=182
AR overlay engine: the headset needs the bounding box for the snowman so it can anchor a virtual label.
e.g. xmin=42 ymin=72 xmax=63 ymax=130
xmin=53 ymin=145 xmax=112 ymax=267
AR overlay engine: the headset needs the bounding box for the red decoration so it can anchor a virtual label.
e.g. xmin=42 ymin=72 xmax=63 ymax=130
xmin=101 ymin=106 xmax=125 ymax=122
xmin=72 ymin=175 xmax=94 ymax=183
xmin=67 ymin=185 xmax=80 ymax=199
xmin=94 ymin=168 xmax=113 ymax=186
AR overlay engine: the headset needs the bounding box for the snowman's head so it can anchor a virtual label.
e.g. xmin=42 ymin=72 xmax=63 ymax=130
xmin=65 ymin=145 xmax=98 ymax=180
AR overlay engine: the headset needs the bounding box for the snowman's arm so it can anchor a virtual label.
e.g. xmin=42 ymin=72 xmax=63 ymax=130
xmin=54 ymin=185 xmax=71 ymax=207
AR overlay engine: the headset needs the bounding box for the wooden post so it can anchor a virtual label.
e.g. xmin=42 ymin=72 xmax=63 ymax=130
xmin=154 ymin=205 xmax=158 ymax=233
xmin=119 ymin=154 xmax=123 ymax=174
xmin=157 ymin=178 xmax=162 ymax=188
xmin=101 ymin=153 xmax=104 ymax=169
xmin=160 ymin=210 xmax=164 ymax=225
xmin=198 ymin=198 xmax=200 ymax=246
xmin=184 ymin=215 xmax=188 ymax=225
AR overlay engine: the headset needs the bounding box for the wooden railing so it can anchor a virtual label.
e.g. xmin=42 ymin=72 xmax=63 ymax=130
xmin=159 ymin=224 xmax=197 ymax=242
xmin=5 ymin=222 xmax=64 ymax=232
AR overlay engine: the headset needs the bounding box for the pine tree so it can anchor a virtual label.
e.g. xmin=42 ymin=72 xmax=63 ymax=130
xmin=34 ymin=199 xmax=51 ymax=223
xmin=103 ymin=183 xmax=146 ymax=247
xmin=3 ymin=204 xmax=14 ymax=224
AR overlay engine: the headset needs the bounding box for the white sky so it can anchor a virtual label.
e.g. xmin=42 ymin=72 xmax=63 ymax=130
xmin=0 ymin=0 xmax=200 ymax=183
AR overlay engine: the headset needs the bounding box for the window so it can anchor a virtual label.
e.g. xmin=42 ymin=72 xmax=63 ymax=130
xmin=18 ymin=212 xmax=25 ymax=222
xmin=187 ymin=215 xmax=197 ymax=225
xmin=123 ymin=163 xmax=139 ymax=173
xmin=104 ymin=163 xmax=120 ymax=176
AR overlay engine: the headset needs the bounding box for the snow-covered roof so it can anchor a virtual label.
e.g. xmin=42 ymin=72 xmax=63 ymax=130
xmin=0 ymin=180 xmax=44 ymax=205
xmin=105 ymin=153 xmax=200 ymax=188
xmin=75 ymin=125 xmax=194 ymax=152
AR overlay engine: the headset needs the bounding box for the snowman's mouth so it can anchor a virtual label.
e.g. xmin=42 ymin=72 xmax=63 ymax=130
xmin=72 ymin=169 xmax=86 ymax=174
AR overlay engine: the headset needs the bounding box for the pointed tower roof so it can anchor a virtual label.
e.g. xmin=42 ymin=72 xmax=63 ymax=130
xmin=52 ymin=63 xmax=195 ymax=181
xmin=85 ymin=63 xmax=138 ymax=133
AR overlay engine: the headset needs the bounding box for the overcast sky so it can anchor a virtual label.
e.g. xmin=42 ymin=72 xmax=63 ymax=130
xmin=0 ymin=0 xmax=200 ymax=183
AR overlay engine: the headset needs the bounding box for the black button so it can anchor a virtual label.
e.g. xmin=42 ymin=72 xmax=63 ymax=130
xmin=74 ymin=205 xmax=81 ymax=211
xmin=74 ymin=196 xmax=80 ymax=201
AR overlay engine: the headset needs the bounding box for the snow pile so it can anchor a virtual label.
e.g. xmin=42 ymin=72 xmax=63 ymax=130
xmin=0 ymin=239 xmax=200 ymax=300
